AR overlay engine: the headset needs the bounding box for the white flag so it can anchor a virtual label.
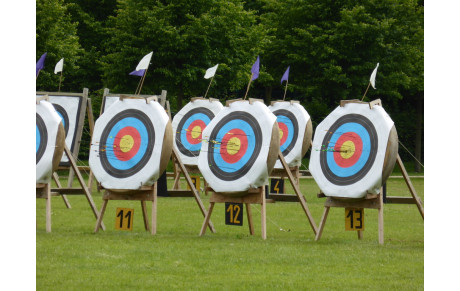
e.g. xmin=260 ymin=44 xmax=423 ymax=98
xmin=136 ymin=51 xmax=153 ymax=71
xmin=370 ymin=62 xmax=379 ymax=89
xmin=54 ymin=58 xmax=64 ymax=74
xmin=204 ymin=64 xmax=219 ymax=79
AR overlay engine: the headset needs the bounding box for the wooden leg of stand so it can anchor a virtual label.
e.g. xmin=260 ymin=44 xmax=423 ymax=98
xmin=378 ymin=194 xmax=384 ymax=245
xmin=246 ymin=204 xmax=255 ymax=235
xmin=141 ymin=201 xmax=150 ymax=231
xmin=151 ymin=187 xmax=157 ymax=235
xmin=45 ymin=184 xmax=51 ymax=233
xmin=94 ymin=199 xmax=108 ymax=233
xmin=261 ymin=188 xmax=266 ymax=240
xmin=53 ymin=172 xmax=71 ymax=209
xmin=358 ymin=230 xmax=363 ymax=240
xmin=315 ymin=206 xmax=330 ymax=241
xmin=200 ymin=202 xmax=215 ymax=236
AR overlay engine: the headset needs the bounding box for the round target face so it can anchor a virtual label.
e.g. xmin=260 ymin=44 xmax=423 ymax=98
xmin=36 ymin=113 xmax=48 ymax=164
xmin=98 ymin=109 xmax=155 ymax=178
xmin=52 ymin=103 xmax=70 ymax=137
xmin=319 ymin=114 xmax=378 ymax=185
xmin=176 ymin=107 xmax=214 ymax=157
xmin=272 ymin=109 xmax=298 ymax=157
xmin=207 ymin=111 xmax=262 ymax=181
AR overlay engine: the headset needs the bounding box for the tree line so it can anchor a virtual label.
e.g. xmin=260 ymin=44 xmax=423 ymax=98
xmin=36 ymin=0 xmax=423 ymax=171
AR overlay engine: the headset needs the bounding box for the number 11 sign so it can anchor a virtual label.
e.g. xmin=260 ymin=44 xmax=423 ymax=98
xmin=115 ymin=208 xmax=134 ymax=231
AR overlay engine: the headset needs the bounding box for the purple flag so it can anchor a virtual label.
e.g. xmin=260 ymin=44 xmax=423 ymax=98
xmin=129 ymin=69 xmax=145 ymax=77
xmin=251 ymin=56 xmax=260 ymax=81
xmin=36 ymin=52 xmax=47 ymax=77
xmin=281 ymin=66 xmax=290 ymax=84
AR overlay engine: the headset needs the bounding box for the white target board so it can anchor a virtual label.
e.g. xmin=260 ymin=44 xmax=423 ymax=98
xmin=172 ymin=98 xmax=223 ymax=165
xmin=269 ymin=101 xmax=312 ymax=168
xmin=198 ymin=100 xmax=279 ymax=193
xmin=36 ymin=100 xmax=65 ymax=183
xmin=309 ymin=102 xmax=396 ymax=198
xmin=89 ymin=98 xmax=171 ymax=190
xmin=36 ymin=91 xmax=87 ymax=165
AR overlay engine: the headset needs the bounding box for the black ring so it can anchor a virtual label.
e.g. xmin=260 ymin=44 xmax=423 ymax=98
xmin=207 ymin=111 xmax=262 ymax=181
xmin=175 ymin=107 xmax=214 ymax=157
xmin=272 ymin=109 xmax=299 ymax=157
xmin=52 ymin=103 xmax=70 ymax=137
xmin=36 ymin=113 xmax=48 ymax=164
xmin=99 ymin=109 xmax=155 ymax=178
xmin=319 ymin=114 xmax=378 ymax=186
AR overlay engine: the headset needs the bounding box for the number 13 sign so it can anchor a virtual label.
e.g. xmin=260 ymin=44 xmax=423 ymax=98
xmin=345 ymin=208 xmax=364 ymax=231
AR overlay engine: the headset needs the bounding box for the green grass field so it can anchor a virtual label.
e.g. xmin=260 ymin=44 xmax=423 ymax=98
xmin=36 ymin=175 xmax=423 ymax=290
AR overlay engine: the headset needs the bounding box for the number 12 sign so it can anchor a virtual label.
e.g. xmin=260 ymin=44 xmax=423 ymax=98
xmin=345 ymin=208 xmax=364 ymax=231
xmin=115 ymin=208 xmax=134 ymax=231
xmin=225 ymin=203 xmax=243 ymax=226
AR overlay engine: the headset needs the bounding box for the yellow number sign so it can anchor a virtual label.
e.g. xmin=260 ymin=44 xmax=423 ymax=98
xmin=187 ymin=175 xmax=201 ymax=190
xmin=115 ymin=208 xmax=134 ymax=231
xmin=345 ymin=208 xmax=364 ymax=231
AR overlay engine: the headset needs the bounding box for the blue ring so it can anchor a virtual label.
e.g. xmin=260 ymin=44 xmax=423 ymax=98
xmin=277 ymin=115 xmax=295 ymax=152
xmin=326 ymin=123 xmax=371 ymax=177
xmin=213 ymin=119 xmax=256 ymax=173
xmin=104 ymin=117 xmax=149 ymax=171
xmin=179 ymin=113 xmax=211 ymax=152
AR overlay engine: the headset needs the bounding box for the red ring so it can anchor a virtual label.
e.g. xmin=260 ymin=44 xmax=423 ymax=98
xmin=114 ymin=126 xmax=141 ymax=161
xmin=333 ymin=132 xmax=363 ymax=168
xmin=186 ymin=119 xmax=206 ymax=145
xmin=278 ymin=122 xmax=288 ymax=146
xmin=219 ymin=128 xmax=248 ymax=164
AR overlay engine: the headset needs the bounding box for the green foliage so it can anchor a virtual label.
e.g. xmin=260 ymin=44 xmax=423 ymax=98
xmin=36 ymin=0 xmax=83 ymax=91
xmin=36 ymin=0 xmax=423 ymax=163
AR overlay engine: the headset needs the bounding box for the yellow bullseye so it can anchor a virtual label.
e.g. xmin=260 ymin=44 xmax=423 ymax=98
xmin=340 ymin=140 xmax=355 ymax=159
xmin=191 ymin=126 xmax=202 ymax=139
xmin=279 ymin=129 xmax=284 ymax=141
xmin=226 ymin=137 xmax=241 ymax=155
xmin=120 ymin=135 xmax=134 ymax=152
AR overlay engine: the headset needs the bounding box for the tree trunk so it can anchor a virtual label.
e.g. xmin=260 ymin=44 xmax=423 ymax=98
xmin=414 ymin=92 xmax=423 ymax=172
xmin=265 ymin=86 xmax=272 ymax=104
xmin=177 ymin=84 xmax=184 ymax=110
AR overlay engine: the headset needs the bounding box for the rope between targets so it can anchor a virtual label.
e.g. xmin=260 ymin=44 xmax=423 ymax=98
xmin=250 ymin=203 xmax=291 ymax=233
xmin=398 ymin=140 xmax=424 ymax=168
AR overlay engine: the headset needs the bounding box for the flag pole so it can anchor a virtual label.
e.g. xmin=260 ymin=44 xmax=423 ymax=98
xmin=137 ymin=67 xmax=149 ymax=95
xmin=36 ymin=70 xmax=41 ymax=80
xmin=282 ymin=80 xmax=289 ymax=101
xmin=58 ymin=71 xmax=63 ymax=92
xmin=361 ymin=82 xmax=371 ymax=101
xmin=204 ymin=76 xmax=214 ymax=98
xmin=243 ymin=73 xmax=254 ymax=100
xmin=134 ymin=74 xmax=143 ymax=95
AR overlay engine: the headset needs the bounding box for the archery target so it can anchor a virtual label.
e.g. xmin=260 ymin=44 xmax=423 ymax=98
xmin=89 ymin=98 xmax=171 ymax=190
xmin=269 ymin=101 xmax=312 ymax=168
xmin=198 ymin=100 xmax=279 ymax=194
xmin=36 ymin=100 xmax=66 ymax=183
xmin=172 ymin=99 xmax=223 ymax=165
xmin=36 ymin=94 xmax=84 ymax=165
xmin=309 ymin=102 xmax=397 ymax=198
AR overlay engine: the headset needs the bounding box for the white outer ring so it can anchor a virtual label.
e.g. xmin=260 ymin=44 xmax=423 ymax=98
xmin=36 ymin=100 xmax=62 ymax=183
xmin=269 ymin=101 xmax=311 ymax=168
xmin=172 ymin=99 xmax=223 ymax=165
xmin=309 ymin=103 xmax=394 ymax=198
xmin=198 ymin=100 xmax=277 ymax=193
xmin=89 ymin=99 xmax=169 ymax=190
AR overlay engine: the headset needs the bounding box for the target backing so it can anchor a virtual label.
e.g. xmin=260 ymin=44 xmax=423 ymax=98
xmin=89 ymin=97 xmax=172 ymax=190
xmin=269 ymin=101 xmax=312 ymax=168
xmin=172 ymin=98 xmax=223 ymax=165
xmin=309 ymin=101 xmax=398 ymax=198
xmin=198 ymin=99 xmax=279 ymax=194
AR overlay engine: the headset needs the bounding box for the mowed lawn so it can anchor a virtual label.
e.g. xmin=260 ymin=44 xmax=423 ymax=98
xmin=36 ymin=175 xmax=424 ymax=290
